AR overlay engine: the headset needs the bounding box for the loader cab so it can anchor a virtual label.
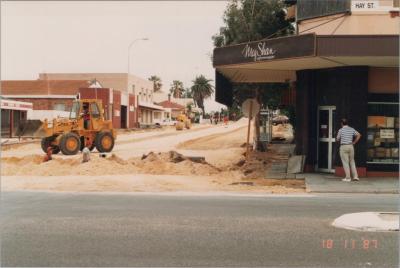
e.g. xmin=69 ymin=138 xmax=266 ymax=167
xmin=69 ymin=101 xmax=80 ymax=120
xmin=69 ymin=100 xmax=103 ymax=130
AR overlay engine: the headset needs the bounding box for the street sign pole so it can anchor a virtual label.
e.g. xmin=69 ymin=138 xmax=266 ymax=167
xmin=246 ymin=100 xmax=253 ymax=161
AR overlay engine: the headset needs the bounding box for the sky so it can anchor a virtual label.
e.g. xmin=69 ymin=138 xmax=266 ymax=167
xmin=1 ymin=1 xmax=228 ymax=112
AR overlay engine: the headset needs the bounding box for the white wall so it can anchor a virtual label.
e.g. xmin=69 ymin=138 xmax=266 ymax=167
xmin=28 ymin=110 xmax=70 ymax=120
xmin=153 ymin=91 xmax=169 ymax=103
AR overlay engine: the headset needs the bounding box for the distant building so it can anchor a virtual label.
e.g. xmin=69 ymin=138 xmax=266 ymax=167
xmin=38 ymin=73 xmax=165 ymax=127
xmin=157 ymin=96 xmax=186 ymax=119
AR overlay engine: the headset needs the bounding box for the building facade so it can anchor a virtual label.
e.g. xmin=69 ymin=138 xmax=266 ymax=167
xmin=213 ymin=0 xmax=399 ymax=176
xmin=1 ymin=79 xmax=137 ymax=129
xmin=157 ymin=98 xmax=186 ymax=119
xmin=1 ymin=80 xmax=90 ymax=120
xmin=38 ymin=73 xmax=164 ymax=127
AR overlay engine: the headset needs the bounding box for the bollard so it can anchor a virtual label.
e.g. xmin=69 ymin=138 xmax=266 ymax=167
xmin=82 ymin=147 xmax=91 ymax=163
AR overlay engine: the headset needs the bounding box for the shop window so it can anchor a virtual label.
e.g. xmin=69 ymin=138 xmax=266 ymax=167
xmin=12 ymin=110 xmax=22 ymax=136
xmin=1 ymin=109 xmax=10 ymax=137
xmin=367 ymin=102 xmax=399 ymax=165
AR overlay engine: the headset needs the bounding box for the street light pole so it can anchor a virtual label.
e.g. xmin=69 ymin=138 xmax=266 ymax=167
xmin=127 ymin=38 xmax=149 ymax=75
xmin=127 ymin=38 xmax=149 ymax=129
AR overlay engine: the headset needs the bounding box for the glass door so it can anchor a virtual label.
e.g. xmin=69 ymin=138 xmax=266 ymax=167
xmin=317 ymin=106 xmax=336 ymax=173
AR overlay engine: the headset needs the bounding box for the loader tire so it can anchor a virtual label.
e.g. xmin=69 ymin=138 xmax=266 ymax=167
xmin=41 ymin=137 xmax=60 ymax=154
xmin=59 ymin=132 xmax=81 ymax=155
xmin=95 ymin=131 xmax=114 ymax=153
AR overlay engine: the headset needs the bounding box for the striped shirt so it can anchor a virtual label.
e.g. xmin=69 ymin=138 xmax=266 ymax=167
xmin=337 ymin=126 xmax=359 ymax=145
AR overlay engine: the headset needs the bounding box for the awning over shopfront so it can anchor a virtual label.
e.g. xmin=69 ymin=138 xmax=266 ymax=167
xmin=0 ymin=98 xmax=33 ymax=111
xmin=138 ymin=101 xmax=165 ymax=111
xmin=214 ymin=34 xmax=399 ymax=83
xmin=213 ymin=33 xmax=399 ymax=105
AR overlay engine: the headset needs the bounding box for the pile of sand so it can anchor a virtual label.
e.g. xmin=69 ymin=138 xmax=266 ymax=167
xmin=272 ymin=124 xmax=294 ymax=142
xmin=1 ymin=151 xmax=221 ymax=177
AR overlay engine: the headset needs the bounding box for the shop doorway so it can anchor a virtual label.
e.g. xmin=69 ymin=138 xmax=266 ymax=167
xmin=121 ymin=105 xmax=127 ymax=129
xmin=317 ymin=106 xmax=336 ymax=173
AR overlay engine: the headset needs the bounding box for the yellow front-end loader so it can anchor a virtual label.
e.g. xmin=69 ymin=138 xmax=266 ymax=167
xmin=176 ymin=114 xmax=191 ymax=131
xmin=39 ymin=99 xmax=116 ymax=155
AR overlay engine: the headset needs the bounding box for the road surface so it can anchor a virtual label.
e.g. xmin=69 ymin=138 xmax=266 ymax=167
xmin=2 ymin=121 xmax=248 ymax=159
xmin=1 ymin=192 xmax=398 ymax=267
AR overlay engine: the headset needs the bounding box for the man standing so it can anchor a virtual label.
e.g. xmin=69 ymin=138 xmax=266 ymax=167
xmin=336 ymin=118 xmax=362 ymax=182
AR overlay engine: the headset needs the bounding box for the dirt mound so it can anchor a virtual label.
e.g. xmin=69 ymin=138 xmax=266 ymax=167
xmin=133 ymin=151 xmax=220 ymax=176
xmin=272 ymin=123 xmax=294 ymax=143
xmin=2 ymin=155 xmax=44 ymax=165
xmin=108 ymin=154 xmax=128 ymax=165
xmin=1 ymin=151 xmax=221 ymax=177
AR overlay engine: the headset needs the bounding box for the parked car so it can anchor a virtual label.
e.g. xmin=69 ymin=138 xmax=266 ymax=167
xmin=154 ymin=118 xmax=177 ymax=127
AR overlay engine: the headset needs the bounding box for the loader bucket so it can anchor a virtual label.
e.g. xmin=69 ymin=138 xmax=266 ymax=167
xmin=14 ymin=120 xmax=46 ymax=138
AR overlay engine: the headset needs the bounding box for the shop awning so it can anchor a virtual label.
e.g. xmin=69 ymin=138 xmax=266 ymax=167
xmin=138 ymin=101 xmax=165 ymax=111
xmin=0 ymin=98 xmax=33 ymax=111
xmin=213 ymin=34 xmax=399 ymax=83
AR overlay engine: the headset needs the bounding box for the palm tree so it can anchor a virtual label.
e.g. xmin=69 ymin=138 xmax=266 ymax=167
xmin=184 ymin=87 xmax=193 ymax=98
xmin=148 ymin=75 xmax=162 ymax=92
xmin=191 ymin=75 xmax=214 ymax=115
xmin=170 ymin=80 xmax=184 ymax=98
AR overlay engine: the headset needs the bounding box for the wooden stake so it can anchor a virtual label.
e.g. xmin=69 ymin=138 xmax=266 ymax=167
xmin=246 ymin=100 xmax=253 ymax=161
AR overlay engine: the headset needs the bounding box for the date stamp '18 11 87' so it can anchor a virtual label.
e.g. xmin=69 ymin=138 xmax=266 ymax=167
xmin=322 ymin=239 xmax=378 ymax=250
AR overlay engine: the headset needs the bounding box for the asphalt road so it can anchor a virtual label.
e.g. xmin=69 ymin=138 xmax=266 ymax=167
xmin=1 ymin=192 xmax=398 ymax=267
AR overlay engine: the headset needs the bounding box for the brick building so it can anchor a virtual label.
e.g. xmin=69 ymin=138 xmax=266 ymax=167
xmin=1 ymin=80 xmax=89 ymax=114
xmin=157 ymin=99 xmax=185 ymax=119
xmin=38 ymin=73 xmax=164 ymax=127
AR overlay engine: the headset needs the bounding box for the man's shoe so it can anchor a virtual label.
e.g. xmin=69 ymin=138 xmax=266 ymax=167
xmin=342 ymin=178 xmax=351 ymax=182
xmin=352 ymin=177 xmax=360 ymax=181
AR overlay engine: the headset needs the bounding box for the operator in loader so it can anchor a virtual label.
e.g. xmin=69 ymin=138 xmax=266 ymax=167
xmin=82 ymin=103 xmax=90 ymax=129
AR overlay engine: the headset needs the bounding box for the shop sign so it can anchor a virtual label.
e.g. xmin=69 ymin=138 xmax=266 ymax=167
xmin=114 ymin=110 xmax=120 ymax=117
xmin=213 ymin=33 xmax=316 ymax=66
xmin=380 ymin=129 xmax=395 ymax=139
xmin=242 ymin=42 xmax=276 ymax=62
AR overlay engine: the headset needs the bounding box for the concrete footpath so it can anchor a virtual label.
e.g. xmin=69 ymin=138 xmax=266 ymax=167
xmin=305 ymin=173 xmax=399 ymax=194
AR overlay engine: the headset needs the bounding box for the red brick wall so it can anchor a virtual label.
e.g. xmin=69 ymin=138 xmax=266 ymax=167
xmin=128 ymin=94 xmax=137 ymax=128
xmin=79 ymin=88 xmax=111 ymax=119
xmin=79 ymin=88 xmax=110 ymax=104
xmin=113 ymin=91 xmax=121 ymax=129
xmin=9 ymin=98 xmax=73 ymax=111
xmin=1 ymin=80 xmax=89 ymax=95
